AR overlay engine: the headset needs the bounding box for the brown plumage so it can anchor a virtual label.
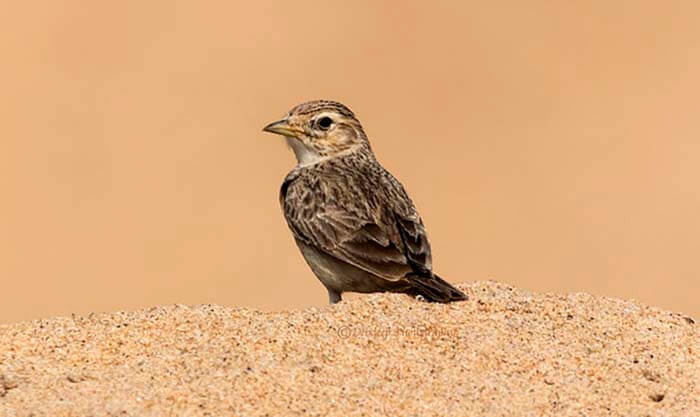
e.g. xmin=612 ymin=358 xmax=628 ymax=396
xmin=263 ymin=100 xmax=467 ymax=304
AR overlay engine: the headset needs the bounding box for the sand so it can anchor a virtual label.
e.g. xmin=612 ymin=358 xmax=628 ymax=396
xmin=0 ymin=281 xmax=697 ymax=416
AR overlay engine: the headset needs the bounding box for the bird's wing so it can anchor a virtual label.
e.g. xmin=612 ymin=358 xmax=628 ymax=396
xmin=280 ymin=166 xmax=433 ymax=282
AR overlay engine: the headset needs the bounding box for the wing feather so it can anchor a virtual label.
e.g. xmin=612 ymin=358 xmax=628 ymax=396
xmin=280 ymin=162 xmax=433 ymax=282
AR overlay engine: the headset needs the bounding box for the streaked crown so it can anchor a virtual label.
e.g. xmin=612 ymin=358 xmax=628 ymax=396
xmin=287 ymin=100 xmax=356 ymax=119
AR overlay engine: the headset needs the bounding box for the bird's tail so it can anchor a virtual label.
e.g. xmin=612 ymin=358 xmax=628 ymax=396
xmin=406 ymin=273 xmax=467 ymax=303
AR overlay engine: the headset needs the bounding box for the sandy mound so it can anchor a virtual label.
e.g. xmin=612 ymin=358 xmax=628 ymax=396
xmin=0 ymin=281 xmax=697 ymax=416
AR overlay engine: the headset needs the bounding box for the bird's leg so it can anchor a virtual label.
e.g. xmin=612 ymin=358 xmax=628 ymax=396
xmin=328 ymin=289 xmax=342 ymax=304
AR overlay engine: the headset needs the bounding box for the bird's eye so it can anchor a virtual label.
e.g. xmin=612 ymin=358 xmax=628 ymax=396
xmin=316 ymin=116 xmax=333 ymax=130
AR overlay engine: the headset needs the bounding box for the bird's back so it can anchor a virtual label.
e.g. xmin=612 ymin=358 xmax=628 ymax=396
xmin=280 ymin=151 xmax=434 ymax=279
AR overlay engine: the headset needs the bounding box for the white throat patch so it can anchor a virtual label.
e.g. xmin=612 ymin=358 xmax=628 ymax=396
xmin=286 ymin=136 xmax=323 ymax=166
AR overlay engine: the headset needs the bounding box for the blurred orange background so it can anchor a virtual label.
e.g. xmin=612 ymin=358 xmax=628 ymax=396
xmin=2 ymin=2 xmax=699 ymax=323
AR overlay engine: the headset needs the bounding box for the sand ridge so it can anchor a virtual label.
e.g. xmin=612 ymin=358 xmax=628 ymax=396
xmin=0 ymin=281 xmax=697 ymax=416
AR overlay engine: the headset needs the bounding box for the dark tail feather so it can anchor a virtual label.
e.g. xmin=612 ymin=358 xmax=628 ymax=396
xmin=406 ymin=273 xmax=467 ymax=303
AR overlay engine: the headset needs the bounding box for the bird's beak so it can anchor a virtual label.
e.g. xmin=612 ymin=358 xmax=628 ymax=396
xmin=262 ymin=118 xmax=298 ymax=137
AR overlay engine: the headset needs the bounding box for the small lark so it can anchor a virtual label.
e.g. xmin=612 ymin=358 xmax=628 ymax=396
xmin=263 ymin=100 xmax=467 ymax=304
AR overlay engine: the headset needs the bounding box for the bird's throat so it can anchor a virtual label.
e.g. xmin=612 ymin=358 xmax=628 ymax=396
xmin=285 ymin=136 xmax=324 ymax=167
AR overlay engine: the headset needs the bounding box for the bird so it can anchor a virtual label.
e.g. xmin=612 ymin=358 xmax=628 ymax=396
xmin=262 ymin=100 xmax=467 ymax=305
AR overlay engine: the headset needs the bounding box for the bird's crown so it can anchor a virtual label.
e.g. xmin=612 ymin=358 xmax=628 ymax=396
xmin=287 ymin=100 xmax=356 ymax=119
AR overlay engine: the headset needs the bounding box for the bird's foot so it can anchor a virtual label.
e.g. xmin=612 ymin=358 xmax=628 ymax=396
xmin=414 ymin=294 xmax=428 ymax=303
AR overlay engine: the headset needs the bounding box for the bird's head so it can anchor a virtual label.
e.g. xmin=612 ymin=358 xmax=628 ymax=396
xmin=262 ymin=100 xmax=370 ymax=166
